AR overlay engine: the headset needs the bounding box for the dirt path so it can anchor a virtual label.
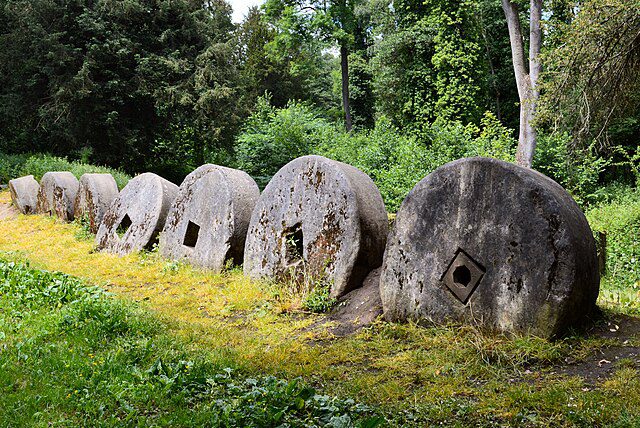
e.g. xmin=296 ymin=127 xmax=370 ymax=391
xmin=557 ymin=313 xmax=640 ymax=384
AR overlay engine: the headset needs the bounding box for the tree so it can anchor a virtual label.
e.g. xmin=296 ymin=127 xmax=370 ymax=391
xmin=237 ymin=6 xmax=305 ymax=109
xmin=539 ymin=0 xmax=640 ymax=149
xmin=0 ymin=0 xmax=239 ymax=180
xmin=264 ymin=0 xmax=368 ymax=131
xmin=369 ymin=0 xmax=487 ymax=128
xmin=501 ymin=0 xmax=542 ymax=168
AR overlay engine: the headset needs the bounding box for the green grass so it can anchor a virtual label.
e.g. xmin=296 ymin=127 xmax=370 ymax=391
xmin=0 ymin=152 xmax=130 ymax=189
xmin=1 ymin=190 xmax=640 ymax=426
xmin=0 ymin=260 xmax=383 ymax=427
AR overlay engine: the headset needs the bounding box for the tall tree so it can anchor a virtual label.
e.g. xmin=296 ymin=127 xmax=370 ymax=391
xmin=0 ymin=0 xmax=239 ymax=179
xmin=370 ymin=0 xmax=486 ymax=127
xmin=501 ymin=0 xmax=542 ymax=168
xmin=264 ymin=0 xmax=367 ymax=130
xmin=539 ymin=0 xmax=640 ymax=149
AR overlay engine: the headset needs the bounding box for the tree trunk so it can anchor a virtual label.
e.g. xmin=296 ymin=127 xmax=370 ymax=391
xmin=340 ymin=44 xmax=352 ymax=132
xmin=501 ymin=0 xmax=542 ymax=168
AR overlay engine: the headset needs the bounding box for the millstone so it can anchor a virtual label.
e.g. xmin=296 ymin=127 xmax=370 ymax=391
xmin=75 ymin=173 xmax=120 ymax=233
xmin=35 ymin=172 xmax=79 ymax=221
xmin=379 ymin=157 xmax=599 ymax=338
xmin=244 ymin=155 xmax=388 ymax=298
xmin=9 ymin=175 xmax=40 ymax=214
xmin=95 ymin=173 xmax=178 ymax=255
xmin=160 ymin=164 xmax=260 ymax=271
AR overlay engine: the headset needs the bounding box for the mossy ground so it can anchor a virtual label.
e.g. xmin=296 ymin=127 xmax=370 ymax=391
xmin=1 ymin=190 xmax=639 ymax=426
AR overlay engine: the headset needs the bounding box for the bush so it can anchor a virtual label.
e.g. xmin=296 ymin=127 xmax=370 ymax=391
xmin=317 ymin=112 xmax=517 ymax=212
xmin=235 ymin=98 xmax=616 ymax=212
xmin=586 ymin=188 xmax=640 ymax=292
xmin=533 ymin=133 xmax=608 ymax=206
xmin=235 ymin=96 xmax=338 ymax=188
xmin=0 ymin=152 xmax=130 ymax=189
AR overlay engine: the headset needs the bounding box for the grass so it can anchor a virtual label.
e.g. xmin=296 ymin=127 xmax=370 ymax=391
xmin=0 ymin=260 xmax=382 ymax=426
xmin=1 ymin=189 xmax=640 ymax=426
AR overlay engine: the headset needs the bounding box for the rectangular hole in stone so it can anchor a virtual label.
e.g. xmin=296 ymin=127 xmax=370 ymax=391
xmin=284 ymin=223 xmax=304 ymax=263
xmin=116 ymin=214 xmax=132 ymax=239
xmin=183 ymin=221 xmax=200 ymax=248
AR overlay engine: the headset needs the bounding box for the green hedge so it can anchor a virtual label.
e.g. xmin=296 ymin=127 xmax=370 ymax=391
xmin=0 ymin=153 xmax=130 ymax=189
xmin=586 ymin=187 xmax=640 ymax=291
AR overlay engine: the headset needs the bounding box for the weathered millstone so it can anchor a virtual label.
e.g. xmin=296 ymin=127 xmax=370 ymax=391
xmin=380 ymin=157 xmax=600 ymax=338
xmin=9 ymin=175 xmax=39 ymax=214
xmin=244 ymin=155 xmax=388 ymax=298
xmin=74 ymin=173 xmax=120 ymax=233
xmin=95 ymin=173 xmax=178 ymax=255
xmin=160 ymin=164 xmax=260 ymax=271
xmin=35 ymin=172 xmax=79 ymax=221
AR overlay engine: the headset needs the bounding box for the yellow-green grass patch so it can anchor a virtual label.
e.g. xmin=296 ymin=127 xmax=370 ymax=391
xmin=1 ymin=190 xmax=639 ymax=425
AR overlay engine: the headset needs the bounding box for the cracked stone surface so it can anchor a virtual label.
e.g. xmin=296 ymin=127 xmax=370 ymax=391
xmin=35 ymin=172 xmax=79 ymax=221
xmin=244 ymin=155 xmax=388 ymax=298
xmin=9 ymin=175 xmax=40 ymax=214
xmin=75 ymin=173 xmax=120 ymax=233
xmin=96 ymin=173 xmax=178 ymax=255
xmin=380 ymin=157 xmax=600 ymax=338
xmin=160 ymin=164 xmax=259 ymax=271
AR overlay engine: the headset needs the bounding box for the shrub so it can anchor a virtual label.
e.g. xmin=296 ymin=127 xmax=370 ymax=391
xmin=317 ymin=112 xmax=517 ymax=212
xmin=0 ymin=152 xmax=130 ymax=189
xmin=586 ymin=188 xmax=640 ymax=292
xmin=533 ymin=133 xmax=608 ymax=206
xmin=235 ymin=96 xmax=338 ymax=188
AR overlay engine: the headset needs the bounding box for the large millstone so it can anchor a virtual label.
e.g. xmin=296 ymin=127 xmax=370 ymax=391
xmin=380 ymin=157 xmax=600 ymax=338
xmin=35 ymin=172 xmax=79 ymax=221
xmin=160 ymin=164 xmax=260 ymax=271
xmin=9 ymin=175 xmax=40 ymax=214
xmin=96 ymin=173 xmax=178 ymax=255
xmin=75 ymin=173 xmax=120 ymax=233
xmin=244 ymin=155 xmax=388 ymax=298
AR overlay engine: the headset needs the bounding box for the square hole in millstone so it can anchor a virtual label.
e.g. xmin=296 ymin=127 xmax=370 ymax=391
xmin=183 ymin=221 xmax=201 ymax=248
xmin=441 ymin=249 xmax=486 ymax=304
xmin=283 ymin=223 xmax=304 ymax=264
xmin=116 ymin=214 xmax=132 ymax=239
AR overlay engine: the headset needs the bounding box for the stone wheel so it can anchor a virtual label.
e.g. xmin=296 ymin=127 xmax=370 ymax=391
xmin=244 ymin=155 xmax=388 ymax=298
xmin=380 ymin=157 xmax=599 ymax=338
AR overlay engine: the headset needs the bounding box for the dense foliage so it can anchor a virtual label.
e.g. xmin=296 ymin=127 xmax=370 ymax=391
xmin=587 ymin=189 xmax=640 ymax=310
xmin=0 ymin=0 xmax=638 ymax=205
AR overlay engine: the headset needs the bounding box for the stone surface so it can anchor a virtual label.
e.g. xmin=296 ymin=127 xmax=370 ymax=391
xmin=325 ymin=268 xmax=384 ymax=336
xmin=35 ymin=172 xmax=79 ymax=221
xmin=95 ymin=173 xmax=178 ymax=255
xmin=380 ymin=157 xmax=600 ymax=338
xmin=75 ymin=173 xmax=120 ymax=233
xmin=9 ymin=175 xmax=39 ymax=214
xmin=160 ymin=164 xmax=260 ymax=271
xmin=244 ymin=155 xmax=388 ymax=298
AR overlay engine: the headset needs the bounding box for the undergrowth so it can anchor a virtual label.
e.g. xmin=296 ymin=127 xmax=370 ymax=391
xmin=0 ymin=152 xmax=130 ymax=189
xmin=0 ymin=259 xmax=383 ymax=427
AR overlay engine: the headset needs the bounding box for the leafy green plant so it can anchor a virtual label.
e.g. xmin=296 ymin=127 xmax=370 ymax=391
xmin=0 ymin=152 xmax=130 ymax=189
xmin=235 ymin=96 xmax=338 ymax=188
xmin=302 ymin=283 xmax=336 ymax=313
xmin=587 ymin=188 xmax=640 ymax=299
